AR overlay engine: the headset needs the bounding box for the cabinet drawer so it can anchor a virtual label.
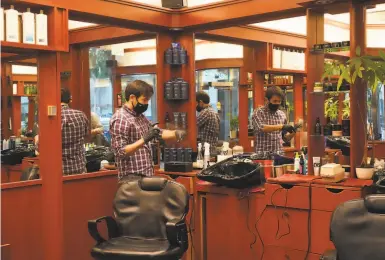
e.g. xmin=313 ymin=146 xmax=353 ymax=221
xmin=312 ymin=186 xmax=362 ymax=212
xmin=175 ymin=176 xmax=193 ymax=194
xmin=265 ymin=183 xmax=310 ymax=210
xmin=257 ymin=206 xmax=309 ymax=251
xmin=311 ymin=210 xmax=335 ymax=254
xmin=264 ymin=245 xmax=321 ymax=260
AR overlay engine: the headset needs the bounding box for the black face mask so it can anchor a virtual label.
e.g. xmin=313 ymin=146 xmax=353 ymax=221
xmin=196 ymin=105 xmax=203 ymax=112
xmin=133 ymin=99 xmax=148 ymax=114
xmin=268 ymin=103 xmax=280 ymax=112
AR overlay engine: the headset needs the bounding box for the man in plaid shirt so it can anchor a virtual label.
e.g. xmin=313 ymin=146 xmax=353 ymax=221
xmin=110 ymin=80 xmax=186 ymax=179
xmin=252 ymin=86 xmax=296 ymax=155
xmin=61 ymin=88 xmax=89 ymax=175
xmin=196 ymin=91 xmax=220 ymax=153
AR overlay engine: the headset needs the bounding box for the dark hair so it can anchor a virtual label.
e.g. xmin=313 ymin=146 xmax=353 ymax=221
xmin=61 ymin=88 xmax=71 ymax=104
xmin=196 ymin=91 xmax=210 ymax=104
xmin=124 ymin=80 xmax=154 ymax=100
xmin=265 ymin=86 xmax=284 ymax=100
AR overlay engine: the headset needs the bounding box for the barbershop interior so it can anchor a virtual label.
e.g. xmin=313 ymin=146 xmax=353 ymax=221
xmin=1 ymin=0 xmax=385 ymax=260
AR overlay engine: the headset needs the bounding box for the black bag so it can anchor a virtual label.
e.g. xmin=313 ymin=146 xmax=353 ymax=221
xmin=197 ymin=155 xmax=264 ymax=189
xmin=1 ymin=145 xmax=36 ymax=165
xmin=372 ymin=169 xmax=385 ymax=194
xmin=85 ymin=146 xmax=114 ymax=172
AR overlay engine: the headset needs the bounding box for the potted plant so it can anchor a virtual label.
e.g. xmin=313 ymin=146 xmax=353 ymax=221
xmin=324 ymin=96 xmax=339 ymax=124
xmin=342 ymin=97 xmax=350 ymax=136
xmin=230 ymin=117 xmax=239 ymax=139
xmin=322 ymin=47 xmax=385 ymax=178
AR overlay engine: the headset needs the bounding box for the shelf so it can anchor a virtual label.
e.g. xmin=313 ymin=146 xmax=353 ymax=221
xmin=265 ymin=83 xmax=293 ymax=87
xmin=261 ymin=68 xmax=306 ymax=75
xmin=1 ymin=41 xmax=55 ymax=53
xmin=13 ymin=94 xmax=37 ymax=97
xmin=310 ymin=90 xmax=350 ymax=95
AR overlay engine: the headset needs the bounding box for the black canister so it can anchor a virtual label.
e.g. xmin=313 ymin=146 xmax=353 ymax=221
xmin=180 ymin=79 xmax=189 ymax=100
xmin=323 ymin=124 xmax=332 ymax=136
xmin=164 ymin=80 xmax=174 ymax=100
xmin=177 ymin=148 xmax=185 ymax=162
xmin=179 ymin=47 xmax=187 ymax=64
xmin=173 ymin=79 xmax=181 ymax=99
xmin=170 ymin=148 xmax=178 ymax=161
xmin=184 ymin=148 xmax=192 ymax=162
xmin=342 ymin=119 xmax=350 ymax=136
xmin=165 ymin=48 xmax=173 ymax=65
xmin=172 ymin=47 xmax=179 ymax=65
xmin=164 ymin=148 xmax=170 ymax=162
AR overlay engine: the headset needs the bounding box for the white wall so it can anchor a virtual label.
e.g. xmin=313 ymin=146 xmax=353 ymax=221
xmin=195 ymin=41 xmax=243 ymax=60
xmin=12 ymin=65 xmax=37 ymax=75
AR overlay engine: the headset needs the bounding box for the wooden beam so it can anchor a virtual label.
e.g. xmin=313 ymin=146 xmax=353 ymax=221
xmin=38 ymin=52 xmax=63 ymax=260
xmin=12 ymin=74 xmax=37 ymax=82
xmin=201 ymin=26 xmax=307 ymax=48
xmin=196 ymin=58 xmax=243 ymax=70
xmin=69 ymin=25 xmax=154 ymax=46
xmin=306 ymin=9 xmax=325 ymax=174
xmin=177 ymin=0 xmax=306 ymax=31
xmin=8 ymin=0 xmax=172 ymax=31
xmin=349 ymin=1 xmax=367 ymax=176
xmin=116 ymin=65 xmax=156 ymax=75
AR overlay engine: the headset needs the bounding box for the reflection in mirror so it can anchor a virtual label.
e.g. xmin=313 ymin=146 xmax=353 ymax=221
xmin=86 ymin=39 xmax=157 ymax=173
xmin=195 ymin=68 xmax=240 ymax=142
xmin=1 ymin=62 xmax=40 ymax=183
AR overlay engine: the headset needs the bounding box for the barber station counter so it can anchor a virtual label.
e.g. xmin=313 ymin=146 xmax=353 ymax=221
xmin=156 ymin=167 xmax=373 ymax=260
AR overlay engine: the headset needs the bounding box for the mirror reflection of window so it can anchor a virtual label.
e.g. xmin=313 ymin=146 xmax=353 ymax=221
xmin=89 ymin=47 xmax=113 ymax=132
xmin=196 ymin=68 xmax=240 ymax=141
xmin=120 ymin=74 xmax=157 ymax=123
xmin=21 ymin=97 xmax=29 ymax=135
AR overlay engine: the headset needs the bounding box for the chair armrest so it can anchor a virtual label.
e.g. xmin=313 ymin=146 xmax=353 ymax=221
xmin=88 ymin=216 xmax=119 ymax=244
xmin=320 ymin=250 xmax=338 ymax=260
xmin=166 ymin=219 xmax=188 ymax=249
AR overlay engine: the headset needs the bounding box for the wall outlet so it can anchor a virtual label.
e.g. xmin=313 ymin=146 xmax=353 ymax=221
xmin=47 ymin=105 xmax=57 ymax=116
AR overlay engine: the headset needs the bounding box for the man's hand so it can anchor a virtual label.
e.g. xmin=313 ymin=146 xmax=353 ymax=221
xmin=282 ymin=124 xmax=295 ymax=133
xmin=143 ymin=123 xmax=161 ymax=143
xmin=175 ymin=130 xmax=187 ymax=142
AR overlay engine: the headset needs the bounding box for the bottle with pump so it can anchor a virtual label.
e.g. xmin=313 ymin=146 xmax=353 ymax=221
xmin=196 ymin=143 xmax=203 ymax=169
xmin=203 ymin=142 xmax=210 ymax=169
xmin=294 ymin=152 xmax=300 ymax=173
xmin=36 ymin=10 xmax=48 ymax=45
xmin=22 ymin=8 xmax=35 ymax=44
xmin=315 ymin=117 xmax=322 ymax=135
xmin=5 ymin=5 xmax=19 ymax=42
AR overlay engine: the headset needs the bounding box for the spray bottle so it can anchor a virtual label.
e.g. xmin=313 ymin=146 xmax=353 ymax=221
xmin=197 ymin=143 xmax=203 ymax=168
xmin=203 ymin=142 xmax=210 ymax=169
xmin=294 ymin=152 xmax=300 ymax=173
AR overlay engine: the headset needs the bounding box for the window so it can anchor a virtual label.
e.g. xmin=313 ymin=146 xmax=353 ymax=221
xmin=120 ymin=74 xmax=157 ymax=123
xmin=196 ymin=68 xmax=240 ymax=141
xmin=368 ymin=84 xmax=385 ymax=140
xmin=89 ymin=47 xmax=113 ymax=131
xmin=21 ymin=97 xmax=29 ymax=134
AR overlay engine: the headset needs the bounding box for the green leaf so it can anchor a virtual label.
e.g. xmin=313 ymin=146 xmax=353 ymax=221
xmin=337 ymin=75 xmax=344 ymax=90
xmin=356 ymin=46 xmax=361 ymax=56
xmin=357 ymin=69 xmax=363 ymax=78
xmin=379 ymin=50 xmax=385 ymax=61
xmin=352 ymin=70 xmax=358 ymax=83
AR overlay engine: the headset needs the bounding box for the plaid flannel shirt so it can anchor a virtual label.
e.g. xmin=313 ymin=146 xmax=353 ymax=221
xmin=252 ymin=105 xmax=287 ymax=154
xmin=197 ymin=106 xmax=220 ymax=152
xmin=61 ymin=104 xmax=89 ymax=175
xmin=110 ymin=105 xmax=154 ymax=179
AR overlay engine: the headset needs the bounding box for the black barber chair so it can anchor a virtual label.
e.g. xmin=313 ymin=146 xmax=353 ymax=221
xmin=321 ymin=194 xmax=385 ymax=260
xmin=88 ymin=177 xmax=189 ymax=260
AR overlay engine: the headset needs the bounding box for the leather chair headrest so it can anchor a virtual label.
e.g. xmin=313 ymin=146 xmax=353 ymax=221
xmin=139 ymin=177 xmax=168 ymax=191
xmin=365 ymin=194 xmax=385 ymax=214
